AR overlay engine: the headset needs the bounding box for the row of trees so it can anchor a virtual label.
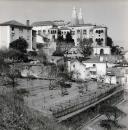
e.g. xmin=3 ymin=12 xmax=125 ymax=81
xmin=57 ymin=30 xmax=74 ymax=43
xmin=107 ymin=37 xmax=124 ymax=55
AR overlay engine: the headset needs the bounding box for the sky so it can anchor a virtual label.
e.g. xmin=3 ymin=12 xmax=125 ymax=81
xmin=0 ymin=0 xmax=128 ymax=49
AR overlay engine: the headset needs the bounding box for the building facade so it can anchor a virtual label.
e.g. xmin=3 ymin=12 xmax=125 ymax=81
xmin=67 ymin=59 xmax=90 ymax=81
xmin=69 ymin=24 xmax=94 ymax=46
xmin=32 ymin=21 xmax=58 ymax=43
xmin=0 ymin=20 xmax=32 ymax=50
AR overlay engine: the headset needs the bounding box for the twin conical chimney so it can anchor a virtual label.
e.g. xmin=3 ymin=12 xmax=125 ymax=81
xmin=71 ymin=6 xmax=79 ymax=26
xmin=78 ymin=8 xmax=84 ymax=24
xmin=71 ymin=7 xmax=84 ymax=26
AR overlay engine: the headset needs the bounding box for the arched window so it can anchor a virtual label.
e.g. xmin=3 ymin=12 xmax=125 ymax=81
xmin=100 ymin=49 xmax=104 ymax=55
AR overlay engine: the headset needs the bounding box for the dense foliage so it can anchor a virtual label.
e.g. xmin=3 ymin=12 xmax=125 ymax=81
xmin=79 ymin=38 xmax=93 ymax=58
xmin=106 ymin=37 xmax=124 ymax=55
xmin=9 ymin=37 xmax=28 ymax=53
xmin=99 ymin=104 xmax=126 ymax=130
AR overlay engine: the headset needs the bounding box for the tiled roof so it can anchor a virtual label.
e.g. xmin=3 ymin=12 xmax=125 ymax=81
xmin=0 ymin=20 xmax=31 ymax=28
xmin=32 ymin=21 xmax=56 ymax=26
xmin=59 ymin=27 xmax=71 ymax=30
xmin=85 ymin=55 xmax=122 ymax=64
xmin=83 ymin=56 xmax=106 ymax=63
xmin=69 ymin=23 xmax=94 ymax=27
xmin=93 ymin=25 xmax=107 ymax=28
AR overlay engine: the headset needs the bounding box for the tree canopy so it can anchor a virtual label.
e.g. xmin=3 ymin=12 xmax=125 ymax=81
xmin=9 ymin=37 xmax=28 ymax=53
xmin=57 ymin=30 xmax=64 ymax=42
xmin=65 ymin=32 xmax=74 ymax=43
xmin=99 ymin=104 xmax=126 ymax=130
xmin=106 ymin=36 xmax=124 ymax=55
xmin=79 ymin=38 xmax=93 ymax=58
xmin=107 ymin=36 xmax=113 ymax=47
xmin=57 ymin=31 xmax=74 ymax=43
xmin=111 ymin=45 xmax=123 ymax=55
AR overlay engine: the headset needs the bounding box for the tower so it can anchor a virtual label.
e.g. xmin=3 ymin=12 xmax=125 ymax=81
xmin=78 ymin=8 xmax=84 ymax=24
xmin=71 ymin=6 xmax=79 ymax=26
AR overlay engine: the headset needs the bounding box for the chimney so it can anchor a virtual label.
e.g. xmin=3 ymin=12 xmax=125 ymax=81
xmin=71 ymin=6 xmax=79 ymax=26
xmin=26 ymin=20 xmax=30 ymax=26
xmin=78 ymin=8 xmax=84 ymax=24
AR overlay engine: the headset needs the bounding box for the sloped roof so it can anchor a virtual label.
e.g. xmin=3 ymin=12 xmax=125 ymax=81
xmin=53 ymin=20 xmax=70 ymax=26
xmin=93 ymin=25 xmax=107 ymax=28
xmin=83 ymin=55 xmax=122 ymax=64
xmin=0 ymin=20 xmax=31 ymax=28
xmin=69 ymin=23 xmax=94 ymax=27
xmin=83 ymin=56 xmax=106 ymax=63
xmin=32 ymin=21 xmax=57 ymax=26
xmin=59 ymin=27 xmax=71 ymax=30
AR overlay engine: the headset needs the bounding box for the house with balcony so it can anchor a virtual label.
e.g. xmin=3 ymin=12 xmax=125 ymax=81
xmin=0 ymin=20 xmax=32 ymax=50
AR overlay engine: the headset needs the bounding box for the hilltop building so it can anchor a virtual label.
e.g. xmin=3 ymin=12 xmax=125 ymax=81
xmin=0 ymin=20 xmax=32 ymax=50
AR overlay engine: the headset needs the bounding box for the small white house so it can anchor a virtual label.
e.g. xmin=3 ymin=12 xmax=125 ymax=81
xmin=67 ymin=59 xmax=90 ymax=81
xmin=104 ymin=67 xmax=124 ymax=85
xmin=104 ymin=75 xmax=117 ymax=84
xmin=82 ymin=56 xmax=107 ymax=76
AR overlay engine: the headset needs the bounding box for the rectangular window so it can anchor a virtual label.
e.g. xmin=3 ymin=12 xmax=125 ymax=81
xmin=43 ymin=30 xmax=46 ymax=33
xmin=83 ymin=30 xmax=86 ymax=34
xmin=19 ymin=28 xmax=23 ymax=33
xmin=90 ymin=29 xmax=93 ymax=34
xmin=12 ymin=27 xmax=14 ymax=31
xmin=77 ymin=30 xmax=80 ymax=34
xmin=38 ymin=30 xmax=41 ymax=35
xmin=71 ymin=31 xmax=75 ymax=35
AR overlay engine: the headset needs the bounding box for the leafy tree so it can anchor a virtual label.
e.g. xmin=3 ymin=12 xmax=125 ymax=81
xmin=99 ymin=104 xmax=126 ymax=130
xmin=57 ymin=30 xmax=64 ymax=42
xmin=99 ymin=104 xmax=126 ymax=121
xmin=107 ymin=36 xmax=113 ymax=47
xmin=9 ymin=37 xmax=28 ymax=53
xmin=52 ymin=49 xmax=64 ymax=56
xmin=111 ymin=45 xmax=123 ymax=55
xmin=65 ymin=32 xmax=74 ymax=43
xmin=28 ymin=51 xmax=38 ymax=58
xmin=36 ymin=50 xmax=48 ymax=65
xmin=79 ymin=38 xmax=93 ymax=58
xmin=36 ymin=43 xmax=44 ymax=50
